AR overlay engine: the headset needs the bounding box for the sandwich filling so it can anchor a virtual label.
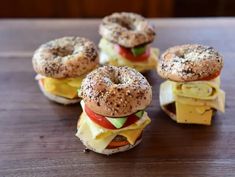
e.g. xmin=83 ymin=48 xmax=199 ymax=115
xmin=36 ymin=74 xmax=85 ymax=99
xmin=160 ymin=76 xmax=225 ymax=125
xmin=99 ymin=38 xmax=158 ymax=72
xmin=76 ymin=101 xmax=151 ymax=153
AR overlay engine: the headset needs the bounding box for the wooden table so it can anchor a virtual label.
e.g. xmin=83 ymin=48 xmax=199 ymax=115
xmin=0 ymin=18 xmax=234 ymax=177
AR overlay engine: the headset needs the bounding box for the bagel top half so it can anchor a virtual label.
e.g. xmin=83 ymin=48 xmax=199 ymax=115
xmin=157 ymin=44 xmax=224 ymax=82
xmin=99 ymin=12 xmax=155 ymax=48
xmin=79 ymin=65 xmax=152 ymax=117
xmin=32 ymin=36 xmax=99 ymax=79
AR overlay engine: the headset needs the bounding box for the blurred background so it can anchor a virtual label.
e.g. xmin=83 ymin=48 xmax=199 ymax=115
xmin=0 ymin=0 xmax=235 ymax=18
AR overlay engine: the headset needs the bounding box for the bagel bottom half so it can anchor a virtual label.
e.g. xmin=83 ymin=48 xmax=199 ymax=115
xmin=77 ymin=133 xmax=142 ymax=155
xmin=38 ymin=80 xmax=80 ymax=105
xmin=76 ymin=115 xmax=144 ymax=155
xmin=75 ymin=105 xmax=150 ymax=155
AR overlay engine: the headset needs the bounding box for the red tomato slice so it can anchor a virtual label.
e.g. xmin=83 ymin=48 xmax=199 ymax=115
xmin=200 ymin=71 xmax=220 ymax=81
xmin=40 ymin=79 xmax=44 ymax=86
xmin=106 ymin=140 xmax=130 ymax=149
xmin=84 ymin=105 xmax=140 ymax=129
xmin=106 ymin=133 xmax=142 ymax=149
xmin=123 ymin=114 xmax=139 ymax=127
xmin=115 ymin=45 xmax=150 ymax=62
xmin=85 ymin=105 xmax=116 ymax=129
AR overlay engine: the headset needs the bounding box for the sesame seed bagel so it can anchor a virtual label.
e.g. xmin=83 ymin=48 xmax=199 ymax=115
xmin=157 ymin=44 xmax=223 ymax=82
xmin=32 ymin=36 xmax=99 ymax=79
xmin=99 ymin=12 xmax=155 ymax=48
xmin=79 ymin=66 xmax=152 ymax=117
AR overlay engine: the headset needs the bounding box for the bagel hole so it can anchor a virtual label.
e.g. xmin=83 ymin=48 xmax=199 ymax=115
xmin=51 ymin=47 xmax=73 ymax=57
xmin=175 ymin=51 xmax=185 ymax=59
xmin=118 ymin=21 xmax=135 ymax=30
xmin=112 ymin=77 xmax=122 ymax=84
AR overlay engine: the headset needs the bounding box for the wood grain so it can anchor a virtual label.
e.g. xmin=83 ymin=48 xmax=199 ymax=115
xmin=0 ymin=18 xmax=235 ymax=177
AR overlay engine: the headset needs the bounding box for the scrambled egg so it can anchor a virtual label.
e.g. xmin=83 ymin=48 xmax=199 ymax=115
xmin=41 ymin=75 xmax=85 ymax=99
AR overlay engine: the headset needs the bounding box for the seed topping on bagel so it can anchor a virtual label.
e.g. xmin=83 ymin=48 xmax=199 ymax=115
xmin=32 ymin=36 xmax=99 ymax=79
xmin=158 ymin=44 xmax=223 ymax=82
xmin=99 ymin=12 xmax=155 ymax=48
xmin=79 ymin=66 xmax=152 ymax=117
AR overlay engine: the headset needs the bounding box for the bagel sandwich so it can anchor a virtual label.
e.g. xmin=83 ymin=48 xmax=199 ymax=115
xmin=99 ymin=12 xmax=159 ymax=73
xmin=76 ymin=66 xmax=152 ymax=155
xmin=32 ymin=36 xmax=99 ymax=105
xmin=157 ymin=44 xmax=225 ymax=125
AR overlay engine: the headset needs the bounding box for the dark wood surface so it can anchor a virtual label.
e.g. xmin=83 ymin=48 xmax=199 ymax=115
xmin=0 ymin=18 xmax=234 ymax=177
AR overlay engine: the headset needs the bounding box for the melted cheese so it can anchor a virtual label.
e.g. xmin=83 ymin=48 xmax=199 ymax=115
xmin=36 ymin=74 xmax=85 ymax=99
xmin=76 ymin=102 xmax=151 ymax=152
xmin=175 ymin=90 xmax=225 ymax=113
xmin=76 ymin=113 xmax=116 ymax=152
xmin=99 ymin=38 xmax=159 ymax=72
xmin=159 ymin=79 xmax=225 ymax=125
xmin=175 ymin=101 xmax=213 ymax=125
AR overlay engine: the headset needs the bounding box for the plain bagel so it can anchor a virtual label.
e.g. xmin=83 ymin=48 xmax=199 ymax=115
xmin=157 ymin=44 xmax=224 ymax=82
xmin=79 ymin=66 xmax=152 ymax=117
xmin=99 ymin=12 xmax=155 ymax=48
xmin=32 ymin=36 xmax=99 ymax=79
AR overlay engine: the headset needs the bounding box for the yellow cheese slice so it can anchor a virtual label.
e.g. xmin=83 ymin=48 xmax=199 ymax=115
xmin=175 ymin=101 xmax=213 ymax=125
xmin=67 ymin=76 xmax=85 ymax=88
xmin=175 ymin=90 xmax=225 ymax=113
xmin=76 ymin=113 xmax=116 ymax=152
xmin=99 ymin=38 xmax=159 ymax=72
xmin=119 ymin=129 xmax=143 ymax=145
xmin=42 ymin=75 xmax=85 ymax=99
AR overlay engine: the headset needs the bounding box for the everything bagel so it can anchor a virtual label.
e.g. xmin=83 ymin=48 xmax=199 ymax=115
xmin=79 ymin=65 xmax=152 ymax=117
xmin=32 ymin=36 xmax=99 ymax=104
xmin=158 ymin=44 xmax=223 ymax=82
xmin=158 ymin=44 xmax=225 ymax=125
xmin=32 ymin=36 xmax=98 ymax=79
xmin=99 ymin=12 xmax=155 ymax=48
